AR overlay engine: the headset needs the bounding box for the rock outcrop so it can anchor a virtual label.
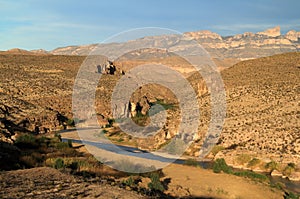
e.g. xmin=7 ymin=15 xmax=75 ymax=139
xmin=285 ymin=30 xmax=300 ymax=41
xmin=257 ymin=26 xmax=281 ymax=37
xmin=97 ymin=60 xmax=117 ymax=75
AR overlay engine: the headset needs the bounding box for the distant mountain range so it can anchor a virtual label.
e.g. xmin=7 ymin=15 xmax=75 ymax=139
xmin=2 ymin=26 xmax=300 ymax=61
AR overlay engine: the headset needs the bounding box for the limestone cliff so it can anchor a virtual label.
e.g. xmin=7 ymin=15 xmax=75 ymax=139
xmin=50 ymin=26 xmax=300 ymax=60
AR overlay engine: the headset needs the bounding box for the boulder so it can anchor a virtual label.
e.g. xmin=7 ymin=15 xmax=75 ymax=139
xmin=271 ymin=170 xmax=283 ymax=177
xmin=289 ymin=172 xmax=300 ymax=181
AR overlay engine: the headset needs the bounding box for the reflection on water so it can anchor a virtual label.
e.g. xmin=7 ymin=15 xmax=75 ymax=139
xmin=270 ymin=176 xmax=300 ymax=194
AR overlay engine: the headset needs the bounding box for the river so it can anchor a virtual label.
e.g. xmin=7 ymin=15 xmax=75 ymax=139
xmin=61 ymin=136 xmax=300 ymax=194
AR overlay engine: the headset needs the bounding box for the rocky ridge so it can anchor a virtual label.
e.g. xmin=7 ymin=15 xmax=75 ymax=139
xmin=50 ymin=26 xmax=300 ymax=60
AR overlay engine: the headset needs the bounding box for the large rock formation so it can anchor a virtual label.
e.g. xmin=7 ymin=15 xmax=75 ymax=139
xmin=50 ymin=26 xmax=300 ymax=61
xmin=256 ymin=26 xmax=281 ymax=37
xmin=97 ymin=60 xmax=117 ymax=75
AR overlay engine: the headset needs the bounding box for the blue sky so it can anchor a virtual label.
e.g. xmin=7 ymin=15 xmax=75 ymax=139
xmin=1 ymin=0 xmax=300 ymax=51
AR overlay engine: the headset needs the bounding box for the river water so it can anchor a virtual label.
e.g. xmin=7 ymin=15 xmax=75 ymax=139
xmin=62 ymin=137 xmax=300 ymax=194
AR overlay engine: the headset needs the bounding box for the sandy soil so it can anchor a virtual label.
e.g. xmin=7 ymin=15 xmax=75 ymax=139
xmin=163 ymin=164 xmax=283 ymax=199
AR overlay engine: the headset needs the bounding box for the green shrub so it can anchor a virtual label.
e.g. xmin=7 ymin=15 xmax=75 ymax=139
xmin=284 ymin=191 xmax=300 ymax=199
xmin=270 ymin=182 xmax=285 ymax=191
xmin=37 ymin=136 xmax=48 ymax=143
xmin=15 ymin=134 xmax=38 ymax=148
xmin=67 ymin=139 xmax=73 ymax=147
xmin=66 ymin=118 xmax=79 ymax=127
xmin=55 ymin=142 xmax=70 ymax=149
xmin=66 ymin=119 xmax=74 ymax=126
xmin=265 ymin=160 xmax=278 ymax=171
xmin=184 ymin=158 xmax=199 ymax=167
xmin=102 ymin=129 xmax=108 ymax=134
xmin=122 ymin=176 xmax=134 ymax=187
xmin=148 ymin=173 xmax=165 ymax=192
xmin=213 ymin=158 xmax=232 ymax=174
xmin=233 ymin=171 xmax=268 ymax=181
xmin=54 ymin=133 xmax=62 ymax=141
xmin=54 ymin=158 xmax=65 ymax=169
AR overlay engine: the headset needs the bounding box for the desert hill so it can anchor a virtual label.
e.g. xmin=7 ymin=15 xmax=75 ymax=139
xmin=0 ymin=50 xmax=299 ymax=198
xmin=0 ymin=54 xmax=85 ymax=142
xmin=0 ymin=48 xmax=49 ymax=55
xmin=0 ymin=51 xmax=299 ymax=173
xmin=213 ymin=52 xmax=300 ymax=171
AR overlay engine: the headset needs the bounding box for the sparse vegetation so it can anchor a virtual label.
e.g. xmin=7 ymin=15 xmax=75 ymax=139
xmin=131 ymin=111 xmax=149 ymax=126
xmin=213 ymin=158 xmax=233 ymax=174
xmin=54 ymin=158 xmax=65 ymax=169
xmin=148 ymin=173 xmax=165 ymax=192
xmin=150 ymin=99 xmax=176 ymax=112
xmin=284 ymin=191 xmax=300 ymax=199
xmin=265 ymin=160 xmax=279 ymax=172
xmin=233 ymin=170 xmax=268 ymax=181
xmin=122 ymin=176 xmax=135 ymax=187
xmin=15 ymin=134 xmax=38 ymax=148
xmin=211 ymin=145 xmax=225 ymax=156
xmin=184 ymin=158 xmax=199 ymax=167
xmin=247 ymin=158 xmax=261 ymax=167
xmin=283 ymin=164 xmax=296 ymax=176
xmin=236 ymin=154 xmax=252 ymax=165
xmin=1 ymin=50 xmax=300 ymax=199
xmin=216 ymin=187 xmax=229 ymax=195
xmin=213 ymin=158 xmax=268 ymax=182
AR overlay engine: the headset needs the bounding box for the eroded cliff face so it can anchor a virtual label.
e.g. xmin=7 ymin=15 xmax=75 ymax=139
xmin=184 ymin=26 xmax=300 ymax=59
xmin=51 ymin=26 xmax=300 ymax=61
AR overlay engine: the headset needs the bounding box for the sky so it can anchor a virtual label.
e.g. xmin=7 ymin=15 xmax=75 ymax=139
xmin=1 ymin=0 xmax=300 ymax=51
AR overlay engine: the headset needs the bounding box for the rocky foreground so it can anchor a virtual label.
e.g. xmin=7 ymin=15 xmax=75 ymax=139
xmin=0 ymin=167 xmax=144 ymax=199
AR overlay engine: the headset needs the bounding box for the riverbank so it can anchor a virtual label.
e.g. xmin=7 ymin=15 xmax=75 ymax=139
xmin=59 ymin=130 xmax=300 ymax=197
xmin=61 ymin=141 xmax=284 ymax=198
